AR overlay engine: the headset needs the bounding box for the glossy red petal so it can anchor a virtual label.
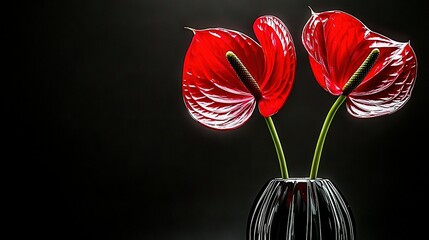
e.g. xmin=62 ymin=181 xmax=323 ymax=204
xmin=302 ymin=10 xmax=368 ymax=95
xmin=347 ymin=43 xmax=417 ymax=118
xmin=352 ymin=39 xmax=413 ymax=95
xmin=302 ymin=9 xmax=417 ymax=117
xmin=182 ymin=28 xmax=265 ymax=130
xmin=253 ymin=16 xmax=296 ymax=117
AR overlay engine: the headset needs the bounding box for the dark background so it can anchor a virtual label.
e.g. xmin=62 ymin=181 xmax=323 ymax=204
xmin=10 ymin=0 xmax=427 ymax=239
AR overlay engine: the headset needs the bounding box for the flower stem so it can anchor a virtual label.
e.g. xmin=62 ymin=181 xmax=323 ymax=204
xmin=309 ymin=95 xmax=346 ymax=179
xmin=265 ymin=116 xmax=289 ymax=179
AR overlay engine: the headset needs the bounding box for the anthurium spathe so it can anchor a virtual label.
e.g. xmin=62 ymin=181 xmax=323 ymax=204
xmin=301 ymin=9 xmax=418 ymax=179
xmin=302 ymin=9 xmax=417 ymax=118
xmin=182 ymin=15 xmax=296 ymax=130
xmin=182 ymin=15 xmax=296 ymax=179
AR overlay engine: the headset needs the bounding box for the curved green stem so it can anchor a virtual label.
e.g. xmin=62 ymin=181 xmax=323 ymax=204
xmin=265 ymin=117 xmax=288 ymax=179
xmin=309 ymin=95 xmax=346 ymax=179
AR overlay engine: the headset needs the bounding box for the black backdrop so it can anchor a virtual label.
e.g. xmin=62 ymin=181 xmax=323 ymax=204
xmin=11 ymin=0 xmax=427 ymax=239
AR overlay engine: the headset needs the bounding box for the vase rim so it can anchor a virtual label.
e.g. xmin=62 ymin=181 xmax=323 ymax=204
xmin=272 ymin=177 xmax=330 ymax=182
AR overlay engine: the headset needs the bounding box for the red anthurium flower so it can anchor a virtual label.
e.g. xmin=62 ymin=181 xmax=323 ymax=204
xmin=182 ymin=16 xmax=296 ymax=130
xmin=302 ymin=10 xmax=417 ymax=118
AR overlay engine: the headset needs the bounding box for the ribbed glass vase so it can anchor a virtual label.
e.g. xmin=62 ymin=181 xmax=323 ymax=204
xmin=247 ymin=178 xmax=356 ymax=240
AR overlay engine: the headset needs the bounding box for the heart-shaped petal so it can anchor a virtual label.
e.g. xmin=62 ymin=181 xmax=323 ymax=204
xmin=253 ymin=16 xmax=296 ymax=117
xmin=302 ymin=10 xmax=417 ymax=117
xmin=183 ymin=16 xmax=296 ymax=130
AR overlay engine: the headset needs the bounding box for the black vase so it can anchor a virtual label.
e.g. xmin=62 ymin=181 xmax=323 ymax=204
xmin=247 ymin=178 xmax=356 ymax=240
